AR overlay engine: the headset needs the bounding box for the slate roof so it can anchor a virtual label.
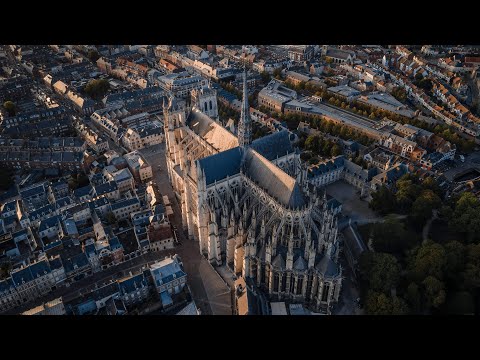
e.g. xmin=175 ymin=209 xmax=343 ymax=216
xmin=0 ymin=278 xmax=15 ymax=293
xmin=315 ymin=254 xmax=339 ymax=278
xmin=243 ymin=149 xmax=305 ymax=208
xmin=118 ymin=273 xmax=147 ymax=294
xmin=111 ymin=197 xmax=139 ymax=211
xmin=150 ymin=257 xmax=186 ymax=286
xmin=197 ymin=147 xmax=243 ymax=185
xmin=293 ymin=255 xmax=307 ymax=271
xmin=11 ymin=267 xmax=34 ymax=285
xmin=29 ymin=260 xmax=51 ymax=278
xmin=272 ymin=253 xmax=285 ymax=270
xmin=38 ymin=215 xmax=61 ymax=233
xmin=94 ymin=181 xmax=118 ymax=196
xmin=20 ymin=184 xmax=45 ymax=199
xmin=250 ymin=130 xmax=293 ymax=161
xmin=73 ymin=184 xmax=93 ymax=199
xmin=63 ymin=253 xmax=90 ymax=273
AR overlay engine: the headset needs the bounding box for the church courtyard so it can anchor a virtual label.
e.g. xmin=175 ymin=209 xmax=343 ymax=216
xmin=326 ymin=180 xmax=380 ymax=224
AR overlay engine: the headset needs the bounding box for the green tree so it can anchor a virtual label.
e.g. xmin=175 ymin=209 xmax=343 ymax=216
xmin=408 ymin=241 xmax=446 ymax=281
xmin=105 ymin=212 xmax=117 ymax=225
xmin=411 ymin=189 xmax=442 ymax=227
xmin=3 ymin=101 xmax=16 ymax=116
xmin=449 ymin=192 xmax=480 ymax=242
xmin=369 ymin=185 xmax=397 ymax=215
xmin=422 ymin=276 xmax=446 ymax=309
xmin=87 ymin=49 xmax=100 ymax=63
xmin=330 ymin=144 xmax=342 ymax=157
xmin=260 ymin=71 xmax=271 ymax=83
xmin=365 ymin=291 xmax=409 ymax=315
xmin=406 ymin=282 xmax=422 ymax=314
xmin=84 ymin=79 xmax=110 ymax=100
xmin=304 ymin=135 xmax=320 ymax=152
xmin=371 ymin=216 xmax=411 ymax=254
xmin=359 ymin=252 xmax=401 ymax=293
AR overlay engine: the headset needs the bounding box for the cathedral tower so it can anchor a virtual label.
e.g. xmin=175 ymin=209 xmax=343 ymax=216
xmin=237 ymin=68 xmax=252 ymax=148
xmin=191 ymin=83 xmax=219 ymax=120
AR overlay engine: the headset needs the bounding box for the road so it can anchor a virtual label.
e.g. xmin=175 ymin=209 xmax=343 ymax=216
xmin=139 ymin=143 xmax=232 ymax=315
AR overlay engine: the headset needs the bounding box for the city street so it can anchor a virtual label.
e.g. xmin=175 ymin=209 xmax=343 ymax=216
xmin=140 ymin=143 xmax=233 ymax=315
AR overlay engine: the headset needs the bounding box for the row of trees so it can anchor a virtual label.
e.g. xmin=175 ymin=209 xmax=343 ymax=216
xmin=319 ymin=88 xmax=475 ymax=153
xmin=218 ymin=101 xmax=240 ymax=123
xmin=303 ymin=134 xmax=342 ymax=158
xmin=391 ymin=86 xmax=407 ymax=102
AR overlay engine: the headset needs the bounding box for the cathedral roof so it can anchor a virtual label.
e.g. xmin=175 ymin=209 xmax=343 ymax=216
xmin=187 ymin=109 xmax=238 ymax=152
xmin=315 ymin=254 xmax=339 ymax=278
xmin=197 ymin=147 xmax=243 ymax=185
xmin=250 ymin=130 xmax=294 ymax=161
xmin=272 ymin=253 xmax=285 ymax=270
xmin=243 ymin=149 xmax=306 ymax=209
xmin=293 ymin=255 xmax=307 ymax=271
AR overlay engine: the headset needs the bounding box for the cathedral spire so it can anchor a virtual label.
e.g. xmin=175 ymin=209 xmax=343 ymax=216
xmin=237 ymin=67 xmax=252 ymax=148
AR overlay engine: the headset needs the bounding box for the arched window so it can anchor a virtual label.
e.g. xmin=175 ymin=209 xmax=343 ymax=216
xmin=204 ymin=102 xmax=208 ymax=112
xmin=209 ymin=100 xmax=213 ymax=110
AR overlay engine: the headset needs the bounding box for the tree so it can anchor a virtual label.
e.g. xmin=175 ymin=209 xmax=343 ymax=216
xmin=462 ymin=244 xmax=480 ymax=291
xmin=406 ymin=282 xmax=422 ymax=314
xmin=76 ymin=173 xmax=90 ymax=188
xmin=272 ymin=68 xmax=283 ymax=79
xmin=371 ymin=216 xmax=411 ymax=254
xmin=105 ymin=212 xmax=117 ymax=225
xmin=87 ymin=49 xmax=100 ymax=63
xmin=449 ymin=192 xmax=480 ymax=243
xmin=3 ymin=101 xmax=16 ymax=116
xmin=396 ymin=178 xmax=422 ymax=213
xmin=68 ymin=176 xmax=79 ymax=190
xmin=330 ymin=144 xmax=342 ymax=157
xmin=84 ymin=79 xmax=110 ymax=100
xmin=369 ymin=185 xmax=397 ymax=215
xmin=408 ymin=241 xmax=446 ymax=281
xmin=304 ymin=135 xmax=320 ymax=152
xmin=422 ymin=276 xmax=446 ymax=309
xmin=260 ymin=71 xmax=271 ymax=83
xmin=369 ymin=112 xmax=376 ymax=120
xmin=411 ymin=189 xmax=442 ymax=227
xmin=359 ymin=252 xmax=401 ymax=294
xmin=365 ymin=291 xmax=408 ymax=315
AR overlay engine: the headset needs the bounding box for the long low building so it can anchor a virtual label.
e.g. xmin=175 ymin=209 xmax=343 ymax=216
xmin=357 ymin=92 xmax=416 ymax=118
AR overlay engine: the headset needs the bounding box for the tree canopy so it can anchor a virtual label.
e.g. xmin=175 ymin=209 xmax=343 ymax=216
xmin=3 ymin=101 xmax=16 ymax=116
xmin=84 ymin=79 xmax=110 ymax=100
